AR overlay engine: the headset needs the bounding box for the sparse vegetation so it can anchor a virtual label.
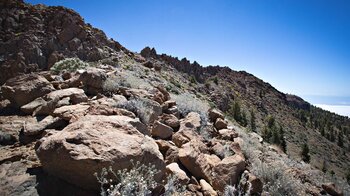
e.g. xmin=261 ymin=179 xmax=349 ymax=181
xmin=172 ymin=92 xmax=209 ymax=123
xmin=223 ymin=184 xmax=247 ymax=196
xmin=213 ymin=76 xmax=218 ymax=85
xmin=50 ymin=58 xmax=90 ymax=74
xmin=95 ymin=160 xmax=183 ymax=196
xmin=189 ymin=76 xmax=196 ymax=84
xmin=229 ymin=101 xmax=247 ymax=127
xmin=262 ymin=116 xmax=287 ymax=152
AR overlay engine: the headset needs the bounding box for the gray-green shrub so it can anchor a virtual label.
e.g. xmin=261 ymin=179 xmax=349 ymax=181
xmin=95 ymin=160 xmax=184 ymax=196
xmin=50 ymin=58 xmax=89 ymax=74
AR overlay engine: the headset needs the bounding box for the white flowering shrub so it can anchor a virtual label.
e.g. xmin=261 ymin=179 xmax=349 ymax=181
xmin=171 ymin=93 xmax=209 ymax=119
xmin=224 ymin=184 xmax=248 ymax=196
xmin=116 ymin=98 xmax=158 ymax=124
xmin=50 ymin=58 xmax=89 ymax=74
xmin=95 ymin=160 xmax=184 ymax=196
xmin=95 ymin=160 xmax=159 ymax=196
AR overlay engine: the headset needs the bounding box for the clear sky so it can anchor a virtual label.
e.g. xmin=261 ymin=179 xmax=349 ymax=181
xmin=26 ymin=0 xmax=350 ymax=105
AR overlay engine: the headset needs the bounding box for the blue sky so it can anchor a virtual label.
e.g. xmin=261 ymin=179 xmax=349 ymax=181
xmin=27 ymin=0 xmax=350 ymax=106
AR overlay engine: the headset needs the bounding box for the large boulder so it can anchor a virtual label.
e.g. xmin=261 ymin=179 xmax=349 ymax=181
xmin=211 ymin=155 xmax=246 ymax=191
xmin=36 ymin=115 xmax=164 ymax=190
xmin=172 ymin=121 xmax=202 ymax=147
xmin=152 ymin=121 xmax=174 ymax=139
xmin=178 ymin=140 xmax=218 ymax=182
xmin=79 ymin=68 xmax=107 ymax=95
xmin=0 ymin=73 xmax=55 ymax=107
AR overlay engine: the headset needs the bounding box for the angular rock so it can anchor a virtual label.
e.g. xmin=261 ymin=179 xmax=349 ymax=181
xmin=211 ymin=155 xmax=246 ymax=192
xmin=79 ymin=68 xmax=107 ymax=95
xmin=166 ymin=163 xmax=190 ymax=185
xmin=36 ymin=115 xmax=165 ymax=190
xmin=200 ymin=179 xmax=218 ymax=196
xmin=0 ymin=130 xmax=17 ymax=146
xmin=155 ymin=140 xmax=179 ymax=164
xmin=1 ymin=73 xmax=55 ymax=107
xmin=52 ymin=104 xmax=90 ymax=121
xmin=208 ymin=108 xmax=224 ymax=122
xmin=45 ymin=88 xmax=88 ymax=104
xmin=160 ymin=114 xmax=180 ymax=128
xmin=0 ymin=162 xmax=38 ymax=196
xmin=214 ymin=118 xmax=228 ymax=130
xmin=24 ymin=116 xmax=66 ymax=136
xmin=172 ymin=121 xmax=202 ymax=147
xmin=152 ymin=87 xmax=170 ymax=105
xmin=210 ymin=140 xmax=235 ymax=159
xmin=26 ymin=88 xmax=89 ymax=116
xmin=247 ymin=172 xmax=263 ymax=195
xmin=218 ymin=129 xmax=238 ymax=141
xmin=178 ymin=140 xmax=217 ymax=182
xmin=152 ymin=121 xmax=174 ymax=139
xmin=164 ymin=106 xmax=180 ymax=118
xmin=21 ymin=97 xmax=46 ymax=114
xmin=87 ymin=105 xmax=136 ymax=118
xmin=164 ymin=100 xmax=176 ymax=108
xmin=181 ymin=112 xmax=201 ymax=129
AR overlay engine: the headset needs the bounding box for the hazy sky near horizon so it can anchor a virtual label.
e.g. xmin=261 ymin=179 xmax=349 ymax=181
xmin=27 ymin=0 xmax=350 ymax=102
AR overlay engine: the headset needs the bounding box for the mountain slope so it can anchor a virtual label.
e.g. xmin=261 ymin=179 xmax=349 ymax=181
xmin=139 ymin=47 xmax=350 ymax=179
xmin=0 ymin=0 xmax=349 ymax=195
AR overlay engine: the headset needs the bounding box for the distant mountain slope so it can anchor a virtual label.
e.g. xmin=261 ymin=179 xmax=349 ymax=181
xmin=140 ymin=47 xmax=350 ymax=178
xmin=1 ymin=0 xmax=349 ymax=180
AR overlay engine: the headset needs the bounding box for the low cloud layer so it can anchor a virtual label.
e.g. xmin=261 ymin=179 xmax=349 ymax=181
xmin=315 ymin=104 xmax=350 ymax=117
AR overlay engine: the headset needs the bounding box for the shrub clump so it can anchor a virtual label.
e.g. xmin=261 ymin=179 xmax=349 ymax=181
xmin=251 ymin=161 xmax=301 ymax=196
xmin=50 ymin=58 xmax=89 ymax=74
xmin=95 ymin=160 xmax=184 ymax=196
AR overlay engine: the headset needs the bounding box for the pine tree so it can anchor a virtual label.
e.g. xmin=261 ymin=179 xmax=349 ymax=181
xmin=301 ymin=143 xmax=310 ymax=163
xmin=279 ymin=126 xmax=287 ymax=153
xmin=338 ymin=131 xmax=344 ymax=147
xmin=320 ymin=125 xmax=325 ymax=136
xmin=241 ymin=111 xmax=248 ymax=127
xmin=262 ymin=126 xmax=271 ymax=142
xmin=250 ymin=110 xmax=256 ymax=132
xmin=267 ymin=115 xmax=275 ymax=128
xmin=321 ymin=160 xmax=327 ymax=173
xmin=330 ymin=129 xmax=335 ymax=142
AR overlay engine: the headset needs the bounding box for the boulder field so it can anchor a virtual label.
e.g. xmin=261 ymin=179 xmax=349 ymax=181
xmin=0 ymin=68 xmax=257 ymax=195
